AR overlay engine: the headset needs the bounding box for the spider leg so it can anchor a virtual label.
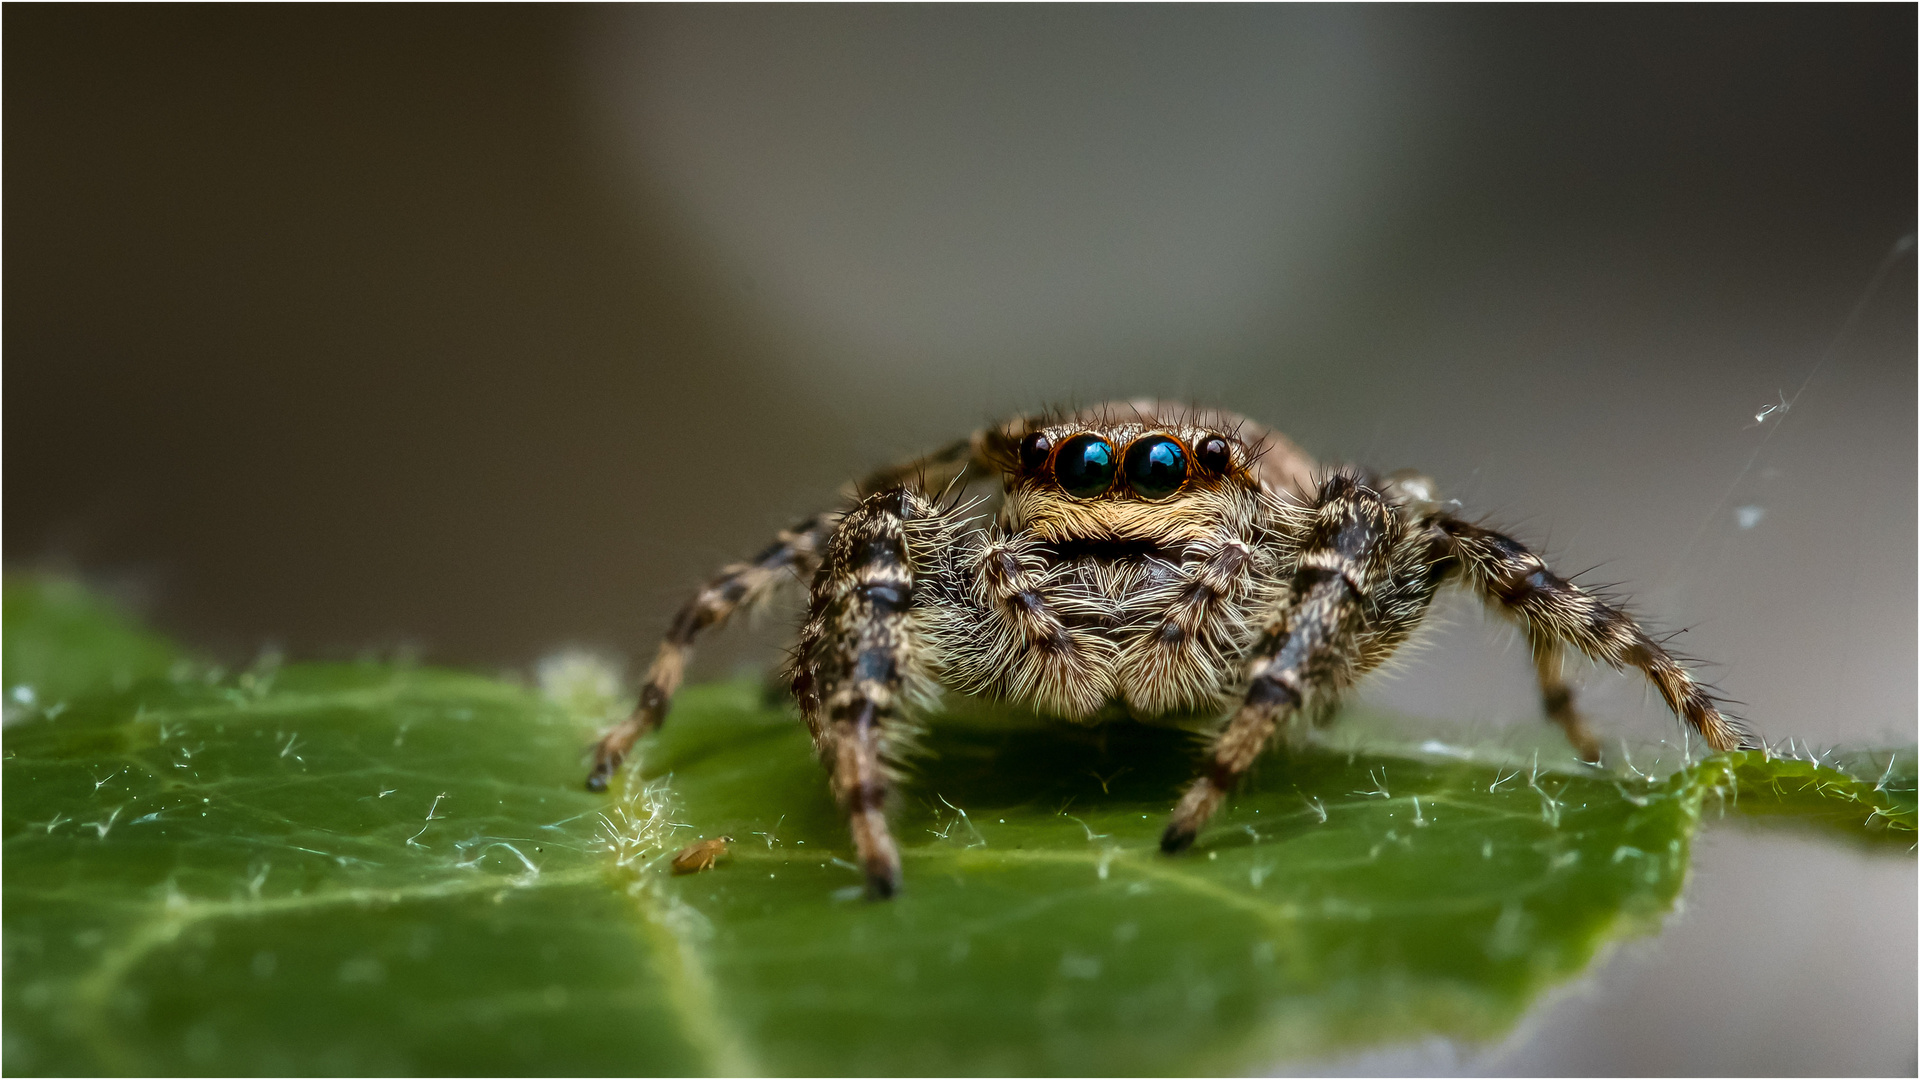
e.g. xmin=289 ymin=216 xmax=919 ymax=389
xmin=792 ymin=487 xmax=935 ymax=898
xmin=854 ymin=436 xmax=980 ymax=498
xmin=586 ymin=512 xmax=835 ymax=790
xmin=1119 ymin=535 xmax=1265 ymax=718
xmin=587 ymin=437 xmax=993 ymax=793
xmin=941 ymin=532 xmax=1117 ymax=718
xmin=1440 ymin=518 xmax=1751 ymax=754
xmin=1532 ymin=643 xmax=1602 ymax=763
xmin=1162 ymin=472 xmax=1426 ymax=853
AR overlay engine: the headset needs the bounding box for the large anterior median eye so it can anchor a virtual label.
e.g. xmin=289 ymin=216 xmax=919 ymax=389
xmin=1054 ymin=434 xmax=1117 ymax=498
xmin=1123 ymin=435 xmax=1187 ymax=499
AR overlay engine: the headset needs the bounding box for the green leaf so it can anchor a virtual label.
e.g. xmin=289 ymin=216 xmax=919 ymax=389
xmin=1676 ymin=747 xmax=1916 ymax=845
xmin=4 ymin=576 xmax=181 ymax=711
xmin=5 ymin=577 xmax=1912 ymax=1074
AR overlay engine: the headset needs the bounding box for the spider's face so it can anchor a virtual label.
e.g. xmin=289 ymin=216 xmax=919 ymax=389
xmin=996 ymin=418 xmax=1262 ymax=548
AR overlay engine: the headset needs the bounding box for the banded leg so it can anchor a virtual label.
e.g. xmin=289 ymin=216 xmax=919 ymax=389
xmin=1120 ymin=535 xmax=1264 ymax=717
xmin=855 ymin=436 xmax=979 ymax=498
xmin=1533 ymin=643 xmax=1601 ymax=762
xmin=1162 ymin=474 xmax=1411 ymax=853
xmin=791 ymin=488 xmax=929 ymax=898
xmin=586 ymin=513 xmax=835 ymax=791
xmin=963 ymin=534 xmax=1115 ymax=718
xmin=1441 ymin=519 xmax=1750 ymax=753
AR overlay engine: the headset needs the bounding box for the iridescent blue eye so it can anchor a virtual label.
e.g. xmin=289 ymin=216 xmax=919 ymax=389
xmin=1123 ymin=435 xmax=1187 ymax=499
xmin=1054 ymin=434 xmax=1117 ymax=498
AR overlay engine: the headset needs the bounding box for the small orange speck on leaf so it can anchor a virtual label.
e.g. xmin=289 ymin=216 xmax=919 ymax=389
xmin=671 ymin=836 xmax=733 ymax=875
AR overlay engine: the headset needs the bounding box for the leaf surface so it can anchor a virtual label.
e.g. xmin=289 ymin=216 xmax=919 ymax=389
xmin=4 ymin=577 xmax=1910 ymax=1074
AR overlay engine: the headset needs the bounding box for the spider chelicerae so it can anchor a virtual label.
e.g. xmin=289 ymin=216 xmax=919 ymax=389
xmin=587 ymin=401 xmax=1750 ymax=897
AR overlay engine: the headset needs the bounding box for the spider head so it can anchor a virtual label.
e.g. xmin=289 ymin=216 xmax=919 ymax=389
xmin=989 ymin=403 xmax=1270 ymax=548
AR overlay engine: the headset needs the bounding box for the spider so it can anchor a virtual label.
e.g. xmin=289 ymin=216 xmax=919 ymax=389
xmin=587 ymin=401 xmax=1750 ymax=898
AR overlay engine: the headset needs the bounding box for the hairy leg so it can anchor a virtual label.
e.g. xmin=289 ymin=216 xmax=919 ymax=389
xmin=943 ymin=532 xmax=1117 ymax=718
xmin=1119 ymin=534 xmax=1266 ymax=717
xmin=1441 ymin=519 xmax=1749 ymax=753
xmin=854 ymin=436 xmax=980 ymax=498
xmin=1532 ymin=643 xmax=1602 ymax=762
xmin=791 ymin=488 xmax=932 ymax=898
xmin=587 ymin=436 xmax=995 ymax=793
xmin=1162 ymin=473 xmax=1443 ymax=852
xmin=586 ymin=513 xmax=835 ymax=791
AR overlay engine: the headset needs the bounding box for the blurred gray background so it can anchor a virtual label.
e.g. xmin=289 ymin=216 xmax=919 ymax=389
xmin=6 ymin=6 xmax=1914 ymax=1073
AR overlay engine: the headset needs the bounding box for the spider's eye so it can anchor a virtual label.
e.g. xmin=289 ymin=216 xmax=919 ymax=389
xmin=1195 ymin=435 xmax=1231 ymax=475
xmin=1123 ymin=435 xmax=1187 ymax=499
xmin=1054 ymin=434 xmax=1117 ymax=498
xmin=1018 ymin=431 xmax=1053 ymax=473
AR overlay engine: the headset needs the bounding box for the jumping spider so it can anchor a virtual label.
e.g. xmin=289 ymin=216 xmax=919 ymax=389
xmin=588 ymin=401 xmax=1750 ymax=897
